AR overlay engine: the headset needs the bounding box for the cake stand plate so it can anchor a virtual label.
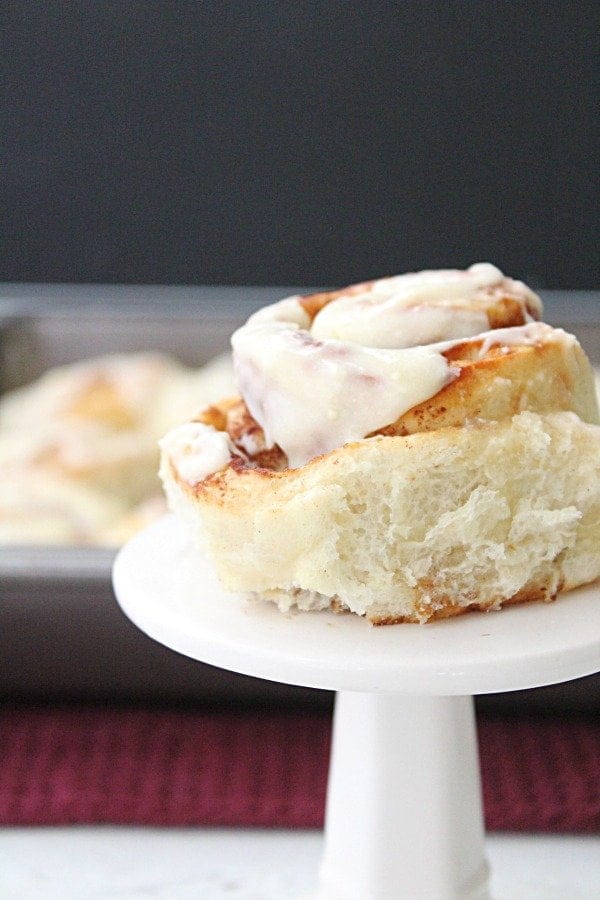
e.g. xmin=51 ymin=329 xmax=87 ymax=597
xmin=113 ymin=516 xmax=600 ymax=900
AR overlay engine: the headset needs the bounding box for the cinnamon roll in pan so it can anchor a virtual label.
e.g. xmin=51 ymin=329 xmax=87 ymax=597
xmin=160 ymin=264 xmax=600 ymax=624
xmin=0 ymin=352 xmax=235 ymax=544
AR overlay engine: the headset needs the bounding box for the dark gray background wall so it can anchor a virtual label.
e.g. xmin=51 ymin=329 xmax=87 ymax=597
xmin=3 ymin=1 xmax=598 ymax=287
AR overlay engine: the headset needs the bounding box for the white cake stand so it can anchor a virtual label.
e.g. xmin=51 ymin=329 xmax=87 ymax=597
xmin=113 ymin=516 xmax=600 ymax=900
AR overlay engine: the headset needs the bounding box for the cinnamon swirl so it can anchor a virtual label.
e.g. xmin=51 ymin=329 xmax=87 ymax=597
xmin=160 ymin=264 xmax=600 ymax=623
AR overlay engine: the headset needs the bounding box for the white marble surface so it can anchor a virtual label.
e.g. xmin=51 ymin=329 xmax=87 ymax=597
xmin=1 ymin=828 xmax=599 ymax=899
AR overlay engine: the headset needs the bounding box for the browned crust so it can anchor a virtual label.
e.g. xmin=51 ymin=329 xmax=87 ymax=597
xmin=368 ymin=580 xmax=563 ymax=625
xmin=196 ymin=398 xmax=238 ymax=431
xmin=273 ymin=573 xmax=579 ymax=625
xmin=486 ymin=295 xmax=530 ymax=329
xmin=198 ymin=398 xmax=288 ymax=471
xmin=376 ymin=337 xmax=591 ymax=437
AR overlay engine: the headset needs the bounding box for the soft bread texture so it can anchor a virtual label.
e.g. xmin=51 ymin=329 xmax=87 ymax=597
xmin=160 ymin=289 xmax=600 ymax=623
xmin=161 ymin=411 xmax=600 ymax=623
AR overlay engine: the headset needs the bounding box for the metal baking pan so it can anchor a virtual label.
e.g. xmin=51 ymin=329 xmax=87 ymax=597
xmin=0 ymin=285 xmax=599 ymax=711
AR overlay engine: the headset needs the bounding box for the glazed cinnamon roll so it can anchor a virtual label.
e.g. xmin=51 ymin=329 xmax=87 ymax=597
xmin=160 ymin=264 xmax=600 ymax=624
xmin=0 ymin=352 xmax=235 ymax=545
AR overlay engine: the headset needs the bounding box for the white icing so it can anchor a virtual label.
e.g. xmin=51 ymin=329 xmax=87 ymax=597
xmin=236 ymin=431 xmax=266 ymax=456
xmin=166 ymin=264 xmax=549 ymax=479
xmin=246 ymin=296 xmax=311 ymax=329
xmin=159 ymin=422 xmax=234 ymax=485
xmin=233 ymin=321 xmax=453 ymax=467
xmin=229 ymin=266 xmax=549 ymax=468
xmin=313 ymin=303 xmax=490 ymax=349
xmin=475 ymin=322 xmax=568 ymax=357
xmin=311 ymin=264 xmax=503 ymax=348
xmin=232 ymin=320 xmax=560 ymax=469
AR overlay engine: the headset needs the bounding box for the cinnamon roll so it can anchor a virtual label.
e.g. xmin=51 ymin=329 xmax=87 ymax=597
xmin=0 ymin=352 xmax=235 ymax=544
xmin=160 ymin=264 xmax=600 ymax=624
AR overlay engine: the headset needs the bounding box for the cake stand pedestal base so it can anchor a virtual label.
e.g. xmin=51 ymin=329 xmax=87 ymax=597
xmin=319 ymin=693 xmax=488 ymax=900
xmin=113 ymin=517 xmax=600 ymax=900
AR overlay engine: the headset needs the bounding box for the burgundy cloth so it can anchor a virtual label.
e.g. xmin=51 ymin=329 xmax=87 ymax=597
xmin=0 ymin=708 xmax=598 ymax=832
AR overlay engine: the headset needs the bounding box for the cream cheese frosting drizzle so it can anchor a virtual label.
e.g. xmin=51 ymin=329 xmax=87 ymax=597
xmin=163 ymin=264 xmax=548 ymax=478
xmin=310 ymin=263 xmax=541 ymax=348
xmin=159 ymin=422 xmax=237 ymax=485
xmin=233 ymin=323 xmax=453 ymax=467
xmin=230 ymin=264 xmax=543 ymax=467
